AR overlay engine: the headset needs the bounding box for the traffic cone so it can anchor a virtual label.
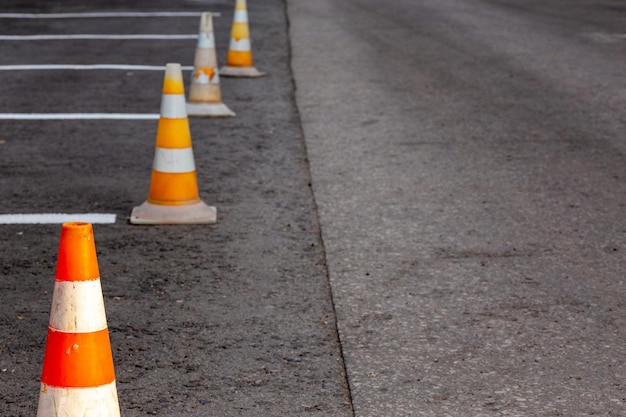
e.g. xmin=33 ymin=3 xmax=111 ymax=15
xmin=220 ymin=0 xmax=265 ymax=77
xmin=187 ymin=12 xmax=235 ymax=117
xmin=130 ymin=63 xmax=217 ymax=224
xmin=37 ymin=222 xmax=121 ymax=417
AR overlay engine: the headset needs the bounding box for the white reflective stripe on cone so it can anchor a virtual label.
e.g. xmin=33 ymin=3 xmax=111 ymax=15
xmin=49 ymin=280 xmax=108 ymax=333
xmin=152 ymin=147 xmax=196 ymax=173
xmin=229 ymin=37 xmax=251 ymax=51
xmin=37 ymin=381 xmax=121 ymax=417
xmin=160 ymin=94 xmax=188 ymax=119
xmin=197 ymin=32 xmax=215 ymax=49
xmin=233 ymin=10 xmax=248 ymax=23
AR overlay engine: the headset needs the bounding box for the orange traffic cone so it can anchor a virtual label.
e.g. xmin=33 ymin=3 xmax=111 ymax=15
xmin=37 ymin=222 xmax=121 ymax=417
xmin=220 ymin=0 xmax=265 ymax=77
xmin=187 ymin=12 xmax=235 ymax=117
xmin=130 ymin=63 xmax=217 ymax=224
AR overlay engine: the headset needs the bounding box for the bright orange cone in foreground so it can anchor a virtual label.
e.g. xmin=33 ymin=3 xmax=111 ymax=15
xmin=37 ymin=222 xmax=121 ymax=417
xmin=130 ymin=63 xmax=217 ymax=224
xmin=220 ymin=0 xmax=265 ymax=77
xmin=187 ymin=12 xmax=235 ymax=117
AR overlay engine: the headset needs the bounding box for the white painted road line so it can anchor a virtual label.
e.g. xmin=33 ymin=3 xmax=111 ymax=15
xmin=583 ymin=32 xmax=626 ymax=43
xmin=0 ymin=12 xmax=219 ymax=18
xmin=0 ymin=64 xmax=194 ymax=71
xmin=0 ymin=114 xmax=160 ymax=120
xmin=0 ymin=34 xmax=197 ymax=40
xmin=0 ymin=213 xmax=117 ymax=224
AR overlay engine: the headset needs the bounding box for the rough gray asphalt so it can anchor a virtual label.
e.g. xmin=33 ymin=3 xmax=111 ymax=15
xmin=289 ymin=0 xmax=625 ymax=416
xmin=0 ymin=1 xmax=351 ymax=416
xmin=1 ymin=0 xmax=625 ymax=416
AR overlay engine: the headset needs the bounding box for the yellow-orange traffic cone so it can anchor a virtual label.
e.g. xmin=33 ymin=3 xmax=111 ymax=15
xmin=130 ymin=63 xmax=217 ymax=224
xmin=37 ymin=222 xmax=121 ymax=417
xmin=187 ymin=12 xmax=235 ymax=117
xmin=220 ymin=0 xmax=265 ymax=77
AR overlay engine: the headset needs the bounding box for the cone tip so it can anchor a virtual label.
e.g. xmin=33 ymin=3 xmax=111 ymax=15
xmin=163 ymin=63 xmax=185 ymax=94
xmin=56 ymin=222 xmax=99 ymax=282
xmin=62 ymin=222 xmax=91 ymax=229
xmin=165 ymin=63 xmax=182 ymax=76
xmin=61 ymin=221 xmax=93 ymax=235
xmin=199 ymin=12 xmax=213 ymax=32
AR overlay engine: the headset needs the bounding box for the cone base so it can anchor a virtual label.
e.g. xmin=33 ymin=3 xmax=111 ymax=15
xmin=220 ymin=65 xmax=265 ymax=78
xmin=129 ymin=201 xmax=217 ymax=225
xmin=186 ymin=101 xmax=236 ymax=117
xmin=37 ymin=382 xmax=121 ymax=417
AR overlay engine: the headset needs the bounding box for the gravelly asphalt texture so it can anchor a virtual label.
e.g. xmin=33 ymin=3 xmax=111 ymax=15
xmin=289 ymin=0 xmax=625 ymax=416
xmin=0 ymin=1 xmax=352 ymax=416
xmin=2 ymin=0 xmax=626 ymax=416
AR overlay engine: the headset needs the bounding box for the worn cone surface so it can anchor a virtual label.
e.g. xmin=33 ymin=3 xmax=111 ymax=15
xmin=220 ymin=0 xmax=265 ymax=77
xmin=187 ymin=12 xmax=235 ymax=117
xmin=37 ymin=222 xmax=121 ymax=417
xmin=130 ymin=63 xmax=217 ymax=224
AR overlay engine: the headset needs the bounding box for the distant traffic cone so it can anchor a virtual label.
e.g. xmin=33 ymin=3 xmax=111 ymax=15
xmin=187 ymin=12 xmax=235 ymax=117
xmin=37 ymin=222 xmax=121 ymax=417
xmin=130 ymin=63 xmax=217 ymax=224
xmin=220 ymin=0 xmax=265 ymax=77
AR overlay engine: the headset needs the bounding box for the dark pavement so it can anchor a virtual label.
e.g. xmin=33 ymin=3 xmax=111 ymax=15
xmin=0 ymin=1 xmax=351 ymax=416
xmin=289 ymin=0 xmax=625 ymax=415
xmin=1 ymin=0 xmax=625 ymax=416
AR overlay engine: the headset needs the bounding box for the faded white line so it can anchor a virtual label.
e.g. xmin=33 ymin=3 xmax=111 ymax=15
xmin=0 ymin=65 xmax=194 ymax=71
xmin=583 ymin=32 xmax=626 ymax=43
xmin=0 ymin=34 xmax=197 ymax=40
xmin=0 ymin=113 xmax=160 ymax=120
xmin=0 ymin=213 xmax=116 ymax=224
xmin=0 ymin=12 xmax=219 ymax=18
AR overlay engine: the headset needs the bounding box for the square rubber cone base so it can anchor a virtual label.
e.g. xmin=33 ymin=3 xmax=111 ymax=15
xmin=219 ymin=65 xmax=265 ymax=78
xmin=186 ymin=102 xmax=235 ymax=117
xmin=130 ymin=201 xmax=217 ymax=225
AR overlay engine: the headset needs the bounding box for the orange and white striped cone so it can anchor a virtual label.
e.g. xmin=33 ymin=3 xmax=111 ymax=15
xmin=130 ymin=63 xmax=217 ymax=224
xmin=220 ymin=0 xmax=265 ymax=78
xmin=37 ymin=222 xmax=121 ymax=417
xmin=187 ymin=12 xmax=235 ymax=117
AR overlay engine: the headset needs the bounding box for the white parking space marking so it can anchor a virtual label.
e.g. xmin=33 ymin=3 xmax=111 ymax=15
xmin=0 ymin=11 xmax=202 ymax=227
xmin=0 ymin=114 xmax=160 ymax=120
xmin=0 ymin=65 xmax=194 ymax=71
xmin=0 ymin=213 xmax=117 ymax=224
xmin=0 ymin=12 xmax=218 ymax=18
xmin=0 ymin=34 xmax=197 ymax=40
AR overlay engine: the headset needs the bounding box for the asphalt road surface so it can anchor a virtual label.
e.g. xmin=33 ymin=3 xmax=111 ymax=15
xmin=0 ymin=0 xmax=625 ymax=416
xmin=0 ymin=0 xmax=350 ymax=416
xmin=289 ymin=0 xmax=625 ymax=416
